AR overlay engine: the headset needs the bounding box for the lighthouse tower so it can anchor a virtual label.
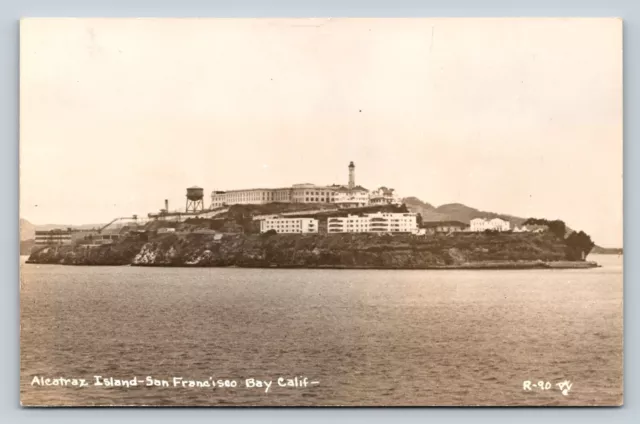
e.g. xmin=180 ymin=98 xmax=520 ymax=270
xmin=348 ymin=161 xmax=355 ymax=189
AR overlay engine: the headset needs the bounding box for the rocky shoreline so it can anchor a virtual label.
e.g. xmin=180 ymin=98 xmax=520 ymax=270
xmin=129 ymin=261 xmax=599 ymax=270
xmin=25 ymin=232 xmax=599 ymax=270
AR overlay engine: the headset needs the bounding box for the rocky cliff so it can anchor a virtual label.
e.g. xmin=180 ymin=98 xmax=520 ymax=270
xmin=27 ymin=239 xmax=146 ymax=266
xmin=28 ymin=232 xmax=576 ymax=269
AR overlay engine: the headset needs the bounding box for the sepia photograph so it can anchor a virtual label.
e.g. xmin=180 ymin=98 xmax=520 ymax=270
xmin=19 ymin=17 xmax=623 ymax=407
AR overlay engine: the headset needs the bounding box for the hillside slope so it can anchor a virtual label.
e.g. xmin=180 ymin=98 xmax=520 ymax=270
xmin=433 ymin=203 xmax=527 ymax=226
xmin=20 ymin=219 xmax=36 ymax=241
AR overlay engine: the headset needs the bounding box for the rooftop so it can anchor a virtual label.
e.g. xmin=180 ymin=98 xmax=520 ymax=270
xmin=335 ymin=185 xmax=368 ymax=193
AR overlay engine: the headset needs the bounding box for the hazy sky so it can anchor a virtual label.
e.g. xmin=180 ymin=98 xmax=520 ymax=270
xmin=20 ymin=18 xmax=623 ymax=247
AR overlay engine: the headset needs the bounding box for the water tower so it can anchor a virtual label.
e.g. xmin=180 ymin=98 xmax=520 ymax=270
xmin=186 ymin=186 xmax=205 ymax=213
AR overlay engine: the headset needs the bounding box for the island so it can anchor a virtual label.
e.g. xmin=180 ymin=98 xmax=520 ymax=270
xmin=25 ymin=203 xmax=599 ymax=270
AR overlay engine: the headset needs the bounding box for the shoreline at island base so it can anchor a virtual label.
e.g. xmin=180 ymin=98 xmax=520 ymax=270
xmin=25 ymin=259 xmax=600 ymax=270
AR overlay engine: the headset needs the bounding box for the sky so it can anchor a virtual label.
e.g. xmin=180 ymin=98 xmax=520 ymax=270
xmin=19 ymin=18 xmax=623 ymax=247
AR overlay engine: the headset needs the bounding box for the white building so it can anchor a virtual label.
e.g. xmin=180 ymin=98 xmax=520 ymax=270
xmin=333 ymin=186 xmax=370 ymax=208
xmin=328 ymin=212 xmax=417 ymax=234
xmin=260 ymin=217 xmax=319 ymax=234
xmin=367 ymin=212 xmax=418 ymax=233
xmin=470 ymin=218 xmax=486 ymax=232
xmin=489 ymin=218 xmax=511 ymax=231
xmin=327 ymin=215 xmax=371 ymax=233
xmin=369 ymin=187 xmax=401 ymax=205
xmin=470 ymin=217 xmax=511 ymax=232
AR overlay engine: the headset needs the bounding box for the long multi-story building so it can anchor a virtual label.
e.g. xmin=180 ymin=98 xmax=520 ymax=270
xmin=210 ymin=187 xmax=292 ymax=208
xmin=327 ymin=215 xmax=371 ymax=233
xmin=210 ymin=162 xmax=399 ymax=209
xmin=368 ymin=212 xmax=418 ymax=233
xmin=35 ymin=226 xmax=135 ymax=247
xmin=260 ymin=217 xmax=319 ymax=234
xmin=327 ymin=212 xmax=418 ymax=234
xmin=291 ymin=184 xmax=339 ymax=204
xmin=422 ymin=220 xmax=469 ymax=234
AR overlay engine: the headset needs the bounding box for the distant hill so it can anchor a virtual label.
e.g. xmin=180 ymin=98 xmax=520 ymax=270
xmin=591 ymin=246 xmax=623 ymax=255
xmin=434 ymin=203 xmax=528 ymax=226
xmin=402 ymin=197 xmax=435 ymax=211
xmin=403 ymin=198 xmax=527 ymax=227
xmin=402 ymin=197 xmax=450 ymax=222
xmin=19 ymin=219 xmax=36 ymax=241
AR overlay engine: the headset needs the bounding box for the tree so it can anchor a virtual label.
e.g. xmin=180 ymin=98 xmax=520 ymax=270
xmin=416 ymin=213 xmax=424 ymax=228
xmin=524 ymin=218 xmax=566 ymax=239
xmin=565 ymin=231 xmax=595 ymax=261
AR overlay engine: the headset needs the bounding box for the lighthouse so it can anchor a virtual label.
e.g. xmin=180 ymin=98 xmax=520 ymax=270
xmin=348 ymin=161 xmax=355 ymax=189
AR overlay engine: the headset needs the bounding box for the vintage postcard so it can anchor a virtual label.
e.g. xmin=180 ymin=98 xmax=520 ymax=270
xmin=19 ymin=18 xmax=623 ymax=407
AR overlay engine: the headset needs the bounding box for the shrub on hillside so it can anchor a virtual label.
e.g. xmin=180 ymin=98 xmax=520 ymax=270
xmin=524 ymin=218 xmax=566 ymax=239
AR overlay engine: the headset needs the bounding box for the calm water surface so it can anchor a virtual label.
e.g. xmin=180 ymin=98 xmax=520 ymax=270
xmin=20 ymin=254 xmax=623 ymax=406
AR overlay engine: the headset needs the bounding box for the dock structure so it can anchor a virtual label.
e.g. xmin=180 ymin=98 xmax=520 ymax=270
xmin=147 ymin=207 xmax=228 ymax=221
xmin=33 ymin=215 xmax=147 ymax=249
